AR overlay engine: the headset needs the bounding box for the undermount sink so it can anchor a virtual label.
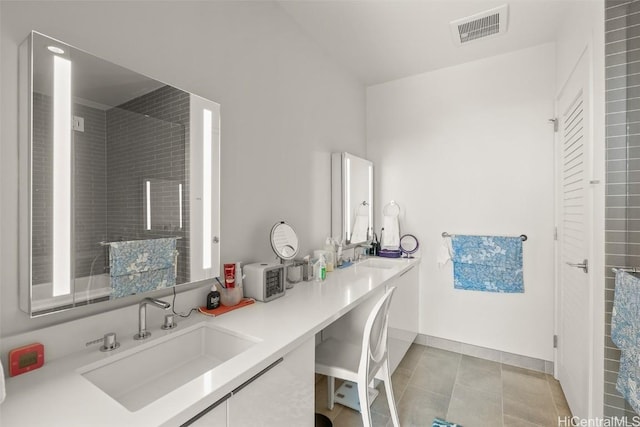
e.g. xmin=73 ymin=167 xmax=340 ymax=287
xmin=80 ymin=323 xmax=259 ymax=412
xmin=357 ymin=258 xmax=401 ymax=270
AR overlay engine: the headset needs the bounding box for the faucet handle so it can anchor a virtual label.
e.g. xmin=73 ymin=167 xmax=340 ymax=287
xmin=99 ymin=332 xmax=120 ymax=352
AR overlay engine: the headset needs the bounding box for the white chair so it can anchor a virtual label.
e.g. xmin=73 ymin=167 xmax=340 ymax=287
xmin=315 ymin=287 xmax=400 ymax=427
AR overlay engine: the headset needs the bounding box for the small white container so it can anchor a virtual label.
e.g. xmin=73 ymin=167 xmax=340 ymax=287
xmin=286 ymin=261 xmax=304 ymax=289
xmin=220 ymin=286 xmax=243 ymax=307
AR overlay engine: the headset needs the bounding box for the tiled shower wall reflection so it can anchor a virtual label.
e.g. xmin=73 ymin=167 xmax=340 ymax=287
xmin=31 ymin=85 xmax=189 ymax=285
xmin=106 ymin=85 xmax=190 ymax=283
xmin=605 ymin=0 xmax=640 ymax=418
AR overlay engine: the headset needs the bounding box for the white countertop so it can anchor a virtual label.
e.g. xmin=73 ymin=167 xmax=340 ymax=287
xmin=0 ymin=257 xmax=419 ymax=427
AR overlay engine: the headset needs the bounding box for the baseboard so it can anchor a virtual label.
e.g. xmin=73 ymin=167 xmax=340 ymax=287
xmin=415 ymin=333 xmax=554 ymax=374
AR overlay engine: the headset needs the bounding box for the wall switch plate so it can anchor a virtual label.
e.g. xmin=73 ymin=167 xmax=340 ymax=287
xmin=73 ymin=116 xmax=84 ymax=132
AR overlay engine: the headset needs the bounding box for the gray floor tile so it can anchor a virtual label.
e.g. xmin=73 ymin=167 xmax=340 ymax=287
xmin=446 ymin=383 xmax=503 ymax=427
xmin=503 ymin=414 xmax=545 ymax=427
xmin=409 ymin=358 xmax=458 ymax=397
xmin=331 ymin=404 xmax=390 ymax=427
xmin=461 ymin=354 xmax=501 ymax=374
xmin=456 ymin=355 xmax=502 ymax=395
xmin=420 ymin=346 xmax=463 ymax=367
xmin=503 ymin=395 xmax=558 ymax=426
xmin=315 ymin=375 xmax=345 ymax=421
xmin=397 ymin=385 xmax=450 ymax=426
xmin=398 ymin=343 xmax=425 ymax=372
xmin=315 ymin=344 xmax=572 ymax=427
xmin=391 ymin=366 xmax=412 ymax=399
xmin=502 ymin=364 xmax=548 ymax=380
xmin=556 ymin=401 xmax=573 ymax=423
xmin=370 ymin=381 xmax=394 ymax=417
xmin=409 ymin=347 xmax=460 ymax=396
xmin=331 ymin=407 xmax=362 ymax=427
xmin=502 ymin=364 xmax=553 ymax=403
xmin=546 ymin=375 xmax=573 ymax=418
xmin=502 ymin=365 xmax=558 ymax=425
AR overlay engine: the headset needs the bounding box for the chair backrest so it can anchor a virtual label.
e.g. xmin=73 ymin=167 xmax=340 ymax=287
xmin=358 ymin=287 xmax=396 ymax=380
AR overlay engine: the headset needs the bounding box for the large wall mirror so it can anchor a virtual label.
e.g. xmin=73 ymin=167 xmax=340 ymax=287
xmin=19 ymin=32 xmax=221 ymax=316
xmin=331 ymin=152 xmax=373 ymax=247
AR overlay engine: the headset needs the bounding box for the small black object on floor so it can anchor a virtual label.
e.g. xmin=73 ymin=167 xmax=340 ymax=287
xmin=315 ymin=413 xmax=333 ymax=427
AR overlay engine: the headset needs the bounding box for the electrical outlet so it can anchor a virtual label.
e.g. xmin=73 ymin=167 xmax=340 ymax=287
xmin=73 ymin=116 xmax=84 ymax=132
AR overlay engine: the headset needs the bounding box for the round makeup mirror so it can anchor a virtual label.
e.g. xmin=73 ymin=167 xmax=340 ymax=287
xmin=400 ymin=234 xmax=419 ymax=258
xmin=270 ymin=221 xmax=299 ymax=261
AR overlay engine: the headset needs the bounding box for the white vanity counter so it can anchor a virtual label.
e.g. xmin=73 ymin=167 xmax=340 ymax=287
xmin=0 ymin=257 xmax=419 ymax=427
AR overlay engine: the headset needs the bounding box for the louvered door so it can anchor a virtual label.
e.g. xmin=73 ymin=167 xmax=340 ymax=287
xmin=557 ymin=51 xmax=591 ymax=418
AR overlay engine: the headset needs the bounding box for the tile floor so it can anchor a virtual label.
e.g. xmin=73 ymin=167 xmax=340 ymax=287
xmin=315 ymin=344 xmax=572 ymax=427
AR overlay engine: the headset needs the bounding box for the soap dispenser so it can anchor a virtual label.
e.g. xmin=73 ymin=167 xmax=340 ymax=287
xmin=315 ymin=256 xmax=327 ymax=281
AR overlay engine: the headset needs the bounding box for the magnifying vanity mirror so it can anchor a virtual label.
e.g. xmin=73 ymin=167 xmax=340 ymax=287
xmin=331 ymin=152 xmax=374 ymax=248
xmin=19 ymin=31 xmax=221 ymax=316
xmin=270 ymin=221 xmax=299 ymax=261
xmin=400 ymin=234 xmax=419 ymax=258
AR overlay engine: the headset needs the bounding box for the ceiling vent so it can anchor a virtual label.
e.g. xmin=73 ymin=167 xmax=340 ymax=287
xmin=450 ymin=4 xmax=509 ymax=46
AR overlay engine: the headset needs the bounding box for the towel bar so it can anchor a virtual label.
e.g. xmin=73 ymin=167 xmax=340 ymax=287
xmin=441 ymin=232 xmax=527 ymax=242
xmin=612 ymin=267 xmax=640 ymax=274
xmin=100 ymin=236 xmax=182 ymax=246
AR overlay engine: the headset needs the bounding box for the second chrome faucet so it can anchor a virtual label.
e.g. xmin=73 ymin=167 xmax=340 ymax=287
xmin=134 ymin=297 xmax=171 ymax=340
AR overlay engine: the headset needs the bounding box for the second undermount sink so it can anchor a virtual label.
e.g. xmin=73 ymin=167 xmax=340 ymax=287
xmin=80 ymin=323 xmax=259 ymax=412
xmin=357 ymin=258 xmax=401 ymax=270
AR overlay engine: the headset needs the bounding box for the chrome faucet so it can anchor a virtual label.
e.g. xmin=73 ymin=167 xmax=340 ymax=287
xmin=134 ymin=297 xmax=171 ymax=340
xmin=355 ymin=244 xmax=371 ymax=261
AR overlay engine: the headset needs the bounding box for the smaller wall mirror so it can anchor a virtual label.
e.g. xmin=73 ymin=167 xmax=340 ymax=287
xmin=331 ymin=152 xmax=373 ymax=247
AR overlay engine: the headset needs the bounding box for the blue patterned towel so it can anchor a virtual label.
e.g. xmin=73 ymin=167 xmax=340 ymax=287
xmin=451 ymin=235 xmax=523 ymax=293
xmin=433 ymin=418 xmax=462 ymax=427
xmin=110 ymin=269 xmax=175 ymax=299
xmin=612 ymin=270 xmax=640 ymax=413
xmin=109 ymin=238 xmax=177 ymax=298
xmin=109 ymin=238 xmax=176 ymax=276
xmin=612 ymin=271 xmax=640 ymax=349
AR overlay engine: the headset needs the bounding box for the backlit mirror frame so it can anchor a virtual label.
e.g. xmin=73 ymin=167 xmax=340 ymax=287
xmin=18 ymin=31 xmax=221 ymax=317
xmin=331 ymin=152 xmax=373 ymax=248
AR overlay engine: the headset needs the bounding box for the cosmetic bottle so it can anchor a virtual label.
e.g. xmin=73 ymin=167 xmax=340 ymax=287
xmin=315 ymin=256 xmax=327 ymax=282
xmin=206 ymin=285 xmax=220 ymax=309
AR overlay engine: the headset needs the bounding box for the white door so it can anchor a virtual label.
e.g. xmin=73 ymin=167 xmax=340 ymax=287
xmin=556 ymin=49 xmax=592 ymax=418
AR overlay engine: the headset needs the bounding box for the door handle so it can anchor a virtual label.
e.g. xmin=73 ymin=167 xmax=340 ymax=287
xmin=566 ymin=259 xmax=588 ymax=273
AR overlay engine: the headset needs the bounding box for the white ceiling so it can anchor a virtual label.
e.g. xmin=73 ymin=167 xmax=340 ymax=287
xmin=278 ymin=0 xmax=582 ymax=86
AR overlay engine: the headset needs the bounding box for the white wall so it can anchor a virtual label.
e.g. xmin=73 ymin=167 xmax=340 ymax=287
xmin=367 ymin=43 xmax=556 ymax=361
xmin=0 ymin=1 xmax=365 ymax=337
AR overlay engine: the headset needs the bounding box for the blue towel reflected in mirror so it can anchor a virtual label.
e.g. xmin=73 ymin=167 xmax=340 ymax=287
xmin=108 ymin=237 xmax=178 ymax=299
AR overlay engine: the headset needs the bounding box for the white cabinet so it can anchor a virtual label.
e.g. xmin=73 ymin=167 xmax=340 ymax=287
xmin=228 ymin=337 xmax=315 ymax=427
xmin=188 ymin=397 xmax=228 ymax=427
xmin=386 ymin=265 xmax=419 ymax=373
xmin=181 ymin=337 xmax=314 ymax=427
